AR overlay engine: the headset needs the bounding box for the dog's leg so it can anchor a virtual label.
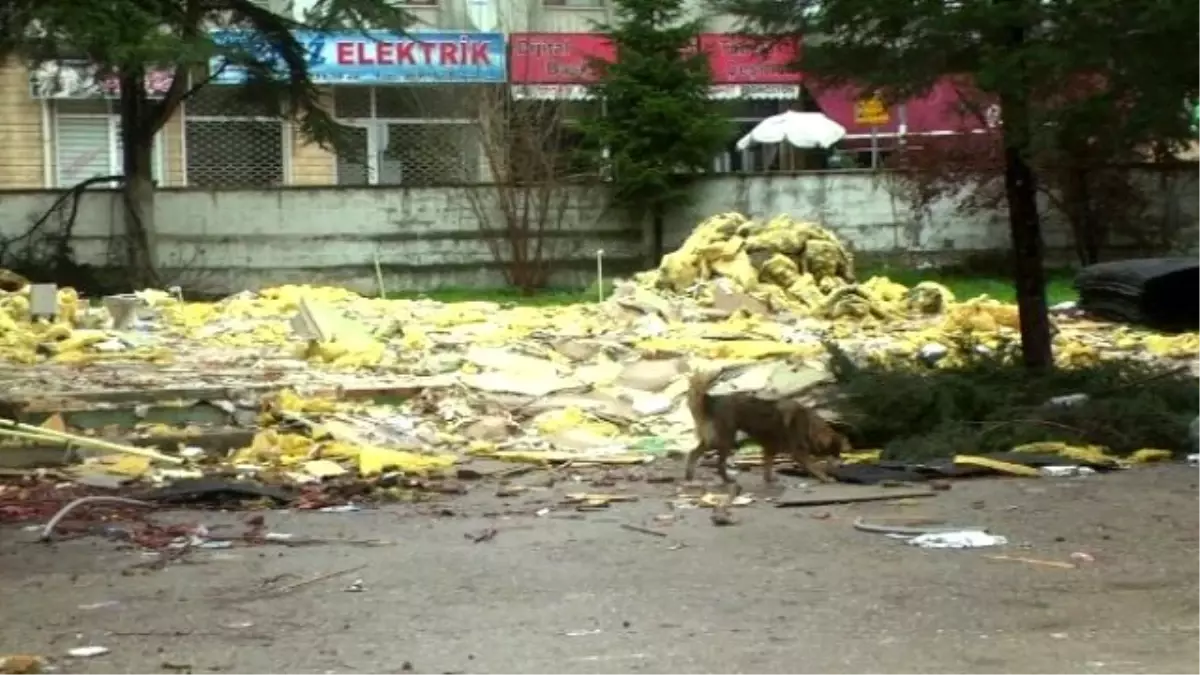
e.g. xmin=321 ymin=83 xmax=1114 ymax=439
xmin=705 ymin=416 xmax=738 ymax=484
xmin=683 ymin=442 xmax=706 ymax=481
xmin=801 ymin=453 xmax=836 ymax=483
xmin=761 ymin=442 xmax=777 ymax=484
xmin=714 ymin=443 xmax=734 ymax=483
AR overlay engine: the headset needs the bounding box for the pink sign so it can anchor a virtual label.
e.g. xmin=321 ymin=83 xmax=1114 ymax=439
xmin=509 ymin=33 xmax=615 ymax=85
xmin=698 ymin=34 xmax=802 ymax=85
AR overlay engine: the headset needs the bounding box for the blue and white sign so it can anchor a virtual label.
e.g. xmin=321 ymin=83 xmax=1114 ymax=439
xmin=209 ymin=31 xmax=507 ymax=84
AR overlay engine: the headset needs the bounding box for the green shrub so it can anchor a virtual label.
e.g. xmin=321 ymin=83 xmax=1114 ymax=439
xmin=825 ymin=340 xmax=1198 ymax=461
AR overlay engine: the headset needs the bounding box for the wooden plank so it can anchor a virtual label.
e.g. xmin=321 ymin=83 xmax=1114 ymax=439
xmin=19 ymin=403 xmax=234 ymax=431
xmin=5 ymin=379 xmax=442 ymax=412
xmin=775 ymin=484 xmax=937 ymax=508
xmin=130 ymin=429 xmax=257 ymax=453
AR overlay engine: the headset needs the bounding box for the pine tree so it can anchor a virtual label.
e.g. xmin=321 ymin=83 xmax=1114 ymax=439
xmin=576 ymin=0 xmax=731 ymax=265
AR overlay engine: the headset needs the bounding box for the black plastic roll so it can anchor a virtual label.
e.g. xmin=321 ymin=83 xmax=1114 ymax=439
xmin=1074 ymin=257 xmax=1199 ymax=332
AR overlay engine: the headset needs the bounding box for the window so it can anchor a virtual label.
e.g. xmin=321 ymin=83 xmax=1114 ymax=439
xmin=183 ymin=87 xmax=286 ymax=188
xmin=333 ymin=86 xmax=485 ymax=186
xmin=544 ymin=0 xmax=605 ymax=7
xmin=51 ymin=100 xmax=165 ymax=188
xmin=829 ymin=136 xmax=898 ymax=169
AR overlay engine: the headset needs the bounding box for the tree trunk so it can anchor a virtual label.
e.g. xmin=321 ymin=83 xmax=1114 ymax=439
xmin=1075 ymin=168 xmax=1101 ymax=264
xmin=118 ymin=71 xmax=159 ymax=290
xmin=643 ymin=204 xmax=665 ymax=269
xmin=999 ymin=15 xmax=1054 ymax=371
xmin=1064 ymin=164 xmax=1100 ymax=266
xmin=998 ymin=102 xmax=1056 ymax=369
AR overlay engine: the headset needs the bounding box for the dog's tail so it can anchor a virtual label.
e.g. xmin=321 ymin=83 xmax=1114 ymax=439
xmin=687 ymin=367 xmax=722 ymax=423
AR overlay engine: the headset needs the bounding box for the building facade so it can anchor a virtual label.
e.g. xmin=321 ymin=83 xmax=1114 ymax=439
xmin=0 ymin=0 xmax=990 ymax=190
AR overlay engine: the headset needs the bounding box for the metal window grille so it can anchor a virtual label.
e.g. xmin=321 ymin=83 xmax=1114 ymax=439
xmin=183 ymin=86 xmax=287 ymax=188
xmin=51 ymin=100 xmax=165 ymax=188
xmin=333 ymin=86 xmax=486 ymax=187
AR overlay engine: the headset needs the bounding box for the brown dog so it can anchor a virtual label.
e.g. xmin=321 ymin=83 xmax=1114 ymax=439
xmin=683 ymin=369 xmax=850 ymax=484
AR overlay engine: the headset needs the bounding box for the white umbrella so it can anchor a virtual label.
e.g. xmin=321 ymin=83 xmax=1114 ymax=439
xmin=735 ymin=111 xmax=848 ymax=151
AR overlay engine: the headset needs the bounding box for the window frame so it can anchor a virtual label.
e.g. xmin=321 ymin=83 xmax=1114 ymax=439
xmin=330 ymin=85 xmax=483 ymax=187
xmin=51 ymin=100 xmax=166 ymax=189
xmin=180 ymin=88 xmax=291 ymax=188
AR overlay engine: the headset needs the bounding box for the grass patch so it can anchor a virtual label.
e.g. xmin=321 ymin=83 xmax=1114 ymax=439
xmin=387 ymin=287 xmax=595 ymax=307
xmin=825 ymin=341 xmax=1197 ymax=461
xmin=393 ymin=267 xmax=1077 ymax=307
xmin=856 ymin=265 xmax=1078 ymax=305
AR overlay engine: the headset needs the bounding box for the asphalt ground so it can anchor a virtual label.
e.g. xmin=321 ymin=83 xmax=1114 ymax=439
xmin=1 ymin=463 xmax=1196 ymax=674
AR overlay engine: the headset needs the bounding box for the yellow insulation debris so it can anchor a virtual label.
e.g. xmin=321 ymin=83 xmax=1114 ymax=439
xmin=635 ymin=212 xmax=956 ymax=319
xmin=533 ymin=407 xmax=621 ymax=438
xmin=230 ymin=429 xmax=454 ymax=476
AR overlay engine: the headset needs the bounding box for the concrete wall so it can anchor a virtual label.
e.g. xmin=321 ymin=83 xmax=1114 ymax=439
xmin=0 ymin=169 xmax=1195 ymax=295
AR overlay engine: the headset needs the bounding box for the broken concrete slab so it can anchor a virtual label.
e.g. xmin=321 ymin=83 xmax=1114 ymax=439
xmin=711 ymin=278 xmax=769 ymax=316
xmin=459 ymin=372 xmax=585 ymax=398
xmin=616 ymin=358 xmax=687 ymax=392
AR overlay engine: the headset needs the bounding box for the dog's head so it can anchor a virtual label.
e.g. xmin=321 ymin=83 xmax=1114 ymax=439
xmin=826 ymin=431 xmax=853 ymax=459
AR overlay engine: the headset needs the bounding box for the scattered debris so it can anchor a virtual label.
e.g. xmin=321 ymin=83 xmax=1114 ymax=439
xmin=985 ymin=555 xmax=1078 ymax=570
xmin=1039 ymin=465 xmax=1097 ymax=477
xmin=343 ymin=578 xmax=366 ymax=593
xmin=776 ymin=484 xmax=937 ymax=508
xmin=65 ymin=646 xmax=110 ymax=658
xmin=253 ymin=564 xmax=369 ymax=600
xmin=852 ymin=517 xmax=981 ymax=536
xmin=619 ymin=523 xmax=669 ymax=538
xmin=78 ymin=600 xmax=121 ymax=611
xmin=466 ymin=527 xmax=498 ymax=543
xmin=904 ymin=530 xmax=1008 ymax=549
xmin=40 ymin=496 xmax=155 ymax=541
xmin=710 ymin=506 xmax=738 ymax=527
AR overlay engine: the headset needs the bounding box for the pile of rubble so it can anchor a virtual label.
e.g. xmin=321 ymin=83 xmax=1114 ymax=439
xmin=636 ymin=212 xmax=956 ymax=320
xmin=0 ymin=212 xmax=1196 ymax=511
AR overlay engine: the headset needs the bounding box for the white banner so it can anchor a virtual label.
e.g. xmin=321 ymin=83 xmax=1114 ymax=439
xmin=511 ymin=83 xmax=802 ymax=102
xmin=709 ymin=84 xmax=801 ymax=100
xmin=29 ymin=61 xmax=174 ymax=100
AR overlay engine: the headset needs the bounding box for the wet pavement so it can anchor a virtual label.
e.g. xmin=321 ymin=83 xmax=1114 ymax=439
xmin=1 ymin=463 xmax=1196 ymax=674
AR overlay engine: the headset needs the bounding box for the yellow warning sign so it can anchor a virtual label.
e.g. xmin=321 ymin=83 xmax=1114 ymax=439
xmin=854 ymin=96 xmax=890 ymax=126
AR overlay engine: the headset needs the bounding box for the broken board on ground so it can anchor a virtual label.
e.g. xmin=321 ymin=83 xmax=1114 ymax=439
xmin=775 ymin=483 xmax=937 ymax=508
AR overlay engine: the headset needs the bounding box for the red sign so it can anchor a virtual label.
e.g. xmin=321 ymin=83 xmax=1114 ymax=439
xmin=509 ymin=33 xmax=615 ymax=85
xmin=509 ymin=33 xmax=801 ymax=86
xmin=903 ymin=78 xmax=998 ymax=134
xmin=813 ymin=78 xmax=999 ymax=136
xmin=698 ymin=34 xmax=802 ymax=85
